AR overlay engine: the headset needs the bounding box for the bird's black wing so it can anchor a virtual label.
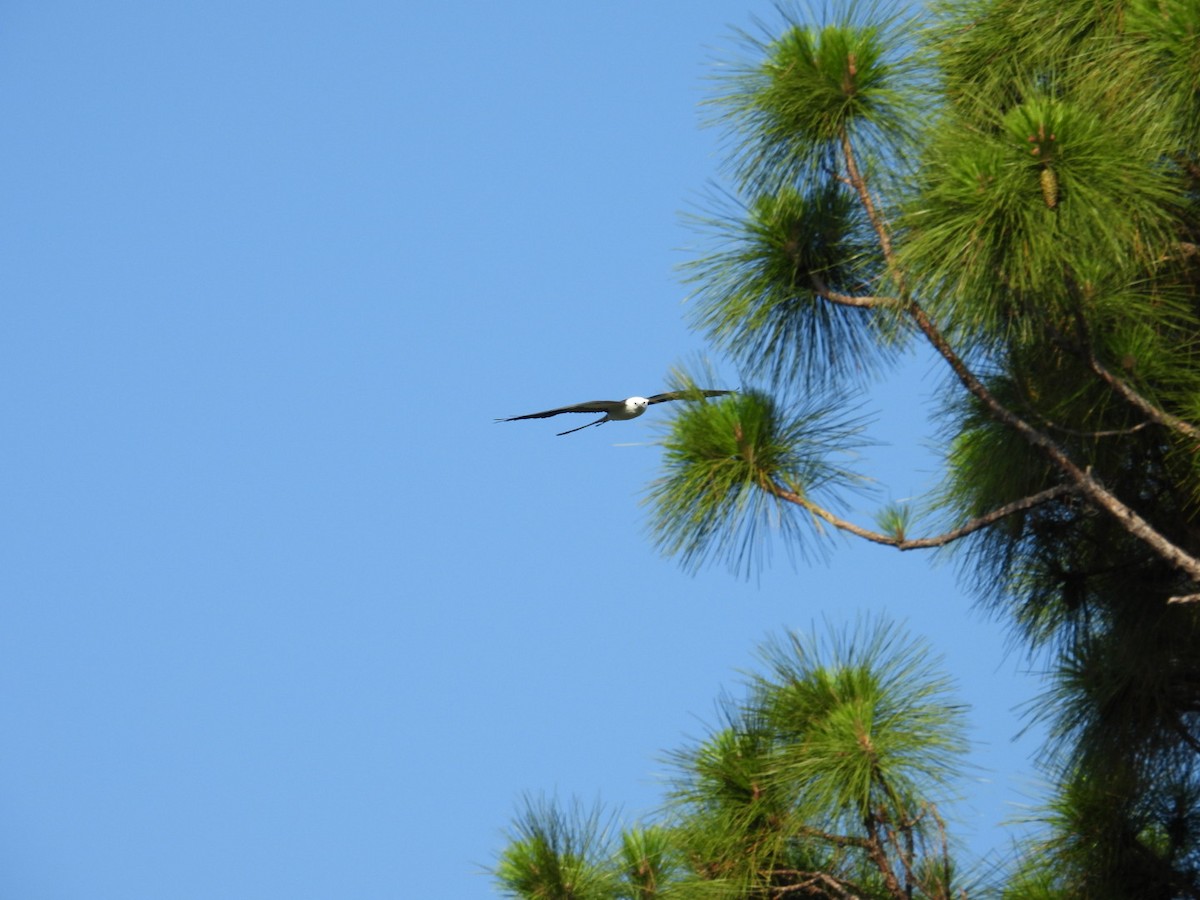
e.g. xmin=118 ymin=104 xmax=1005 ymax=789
xmin=497 ymin=400 xmax=620 ymax=422
xmin=645 ymin=389 xmax=733 ymax=406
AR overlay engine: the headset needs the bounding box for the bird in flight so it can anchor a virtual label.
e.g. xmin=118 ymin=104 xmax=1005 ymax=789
xmin=498 ymin=390 xmax=733 ymax=436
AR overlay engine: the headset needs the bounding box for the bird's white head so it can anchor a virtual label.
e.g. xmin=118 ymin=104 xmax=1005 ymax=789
xmin=619 ymin=397 xmax=651 ymax=420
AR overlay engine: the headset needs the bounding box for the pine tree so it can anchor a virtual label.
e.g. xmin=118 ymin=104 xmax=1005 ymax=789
xmin=495 ymin=621 xmax=971 ymax=899
xmin=496 ymin=0 xmax=1200 ymax=894
xmin=651 ymin=0 xmax=1200 ymax=893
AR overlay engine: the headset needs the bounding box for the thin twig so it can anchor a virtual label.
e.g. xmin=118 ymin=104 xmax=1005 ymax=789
xmin=1033 ymin=416 xmax=1154 ymax=440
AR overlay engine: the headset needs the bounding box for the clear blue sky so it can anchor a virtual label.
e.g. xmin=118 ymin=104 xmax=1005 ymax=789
xmin=1 ymin=2 xmax=1047 ymax=897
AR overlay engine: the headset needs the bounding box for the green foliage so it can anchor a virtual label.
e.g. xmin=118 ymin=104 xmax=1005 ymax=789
xmin=1004 ymin=766 xmax=1200 ymax=899
xmin=901 ymin=82 xmax=1183 ymax=345
xmin=665 ymin=0 xmax=1200 ymax=892
xmin=1124 ymin=0 xmax=1200 ymax=141
xmin=494 ymin=621 xmax=973 ymax=898
xmin=495 ymin=798 xmax=620 ymax=900
xmin=709 ymin=3 xmax=924 ymax=191
xmin=684 ymin=183 xmax=894 ymax=387
xmin=646 ymin=383 xmax=870 ymax=575
xmin=875 ymin=500 xmax=912 ymax=540
xmin=929 ymin=0 xmax=1123 ymax=112
xmin=666 ymin=619 xmax=970 ymax=897
xmin=689 ymin=3 xmax=924 ymax=386
xmin=751 ymin=625 xmax=968 ymax=826
xmin=669 ymin=722 xmax=808 ymax=893
xmin=1036 ymin=601 xmax=1200 ymax=768
xmin=616 ymin=827 xmax=679 ymax=899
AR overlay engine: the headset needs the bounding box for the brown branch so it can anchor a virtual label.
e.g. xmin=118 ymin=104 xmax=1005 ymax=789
xmin=871 ymin=769 xmax=919 ymax=900
xmin=809 ymin=272 xmax=901 ymax=309
xmin=1084 ymin=353 xmax=1200 ymax=444
xmin=761 ymin=481 xmax=1073 ymax=551
xmin=840 ymin=130 xmax=899 ymax=283
xmin=933 ymin=806 xmax=955 ymax=900
xmin=898 ymin=302 xmax=1200 ymax=577
xmin=1013 ymin=370 xmax=1158 ymax=439
xmin=794 ymin=824 xmax=872 ymax=850
xmin=835 ymin=126 xmax=1200 ymax=587
xmin=1033 ymin=415 xmax=1154 ymax=440
xmin=862 ymin=813 xmax=907 ymax=900
xmin=916 ymin=304 xmax=1200 ymax=581
xmin=1040 ymin=317 xmax=1200 ymax=445
xmin=769 ymin=870 xmax=863 ymax=898
xmin=876 ymin=818 xmax=916 ymax=900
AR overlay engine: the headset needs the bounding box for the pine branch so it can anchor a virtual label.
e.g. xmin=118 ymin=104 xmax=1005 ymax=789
xmin=761 ymin=480 xmax=1073 ymax=551
xmin=794 ymin=824 xmax=873 ymax=850
xmin=835 ymin=128 xmax=1200 ymax=587
xmin=862 ymin=811 xmax=907 ymax=900
xmin=872 ymin=768 xmax=919 ymax=900
xmin=839 ymin=129 xmax=899 ymax=282
xmin=769 ymin=869 xmax=863 ymax=898
xmin=894 ymin=305 xmax=1200 ymax=582
xmin=1083 ymin=352 xmax=1200 ymax=444
xmin=1042 ymin=317 xmax=1200 ymax=444
xmin=1028 ymin=412 xmax=1154 ymax=440
xmin=894 ymin=824 xmax=917 ymax=900
xmin=1168 ymin=593 xmax=1200 ymax=605
xmin=809 ymin=272 xmax=900 ymax=309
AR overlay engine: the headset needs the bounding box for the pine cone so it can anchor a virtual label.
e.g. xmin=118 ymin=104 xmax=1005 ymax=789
xmin=1040 ymin=165 xmax=1058 ymax=209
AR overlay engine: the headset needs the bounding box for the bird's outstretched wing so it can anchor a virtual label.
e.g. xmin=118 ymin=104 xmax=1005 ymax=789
xmin=497 ymin=400 xmax=622 ymax=422
xmin=645 ymin=389 xmax=733 ymax=405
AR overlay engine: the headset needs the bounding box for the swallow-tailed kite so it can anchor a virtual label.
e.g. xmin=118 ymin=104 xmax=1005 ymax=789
xmin=498 ymin=390 xmax=733 ymax=436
